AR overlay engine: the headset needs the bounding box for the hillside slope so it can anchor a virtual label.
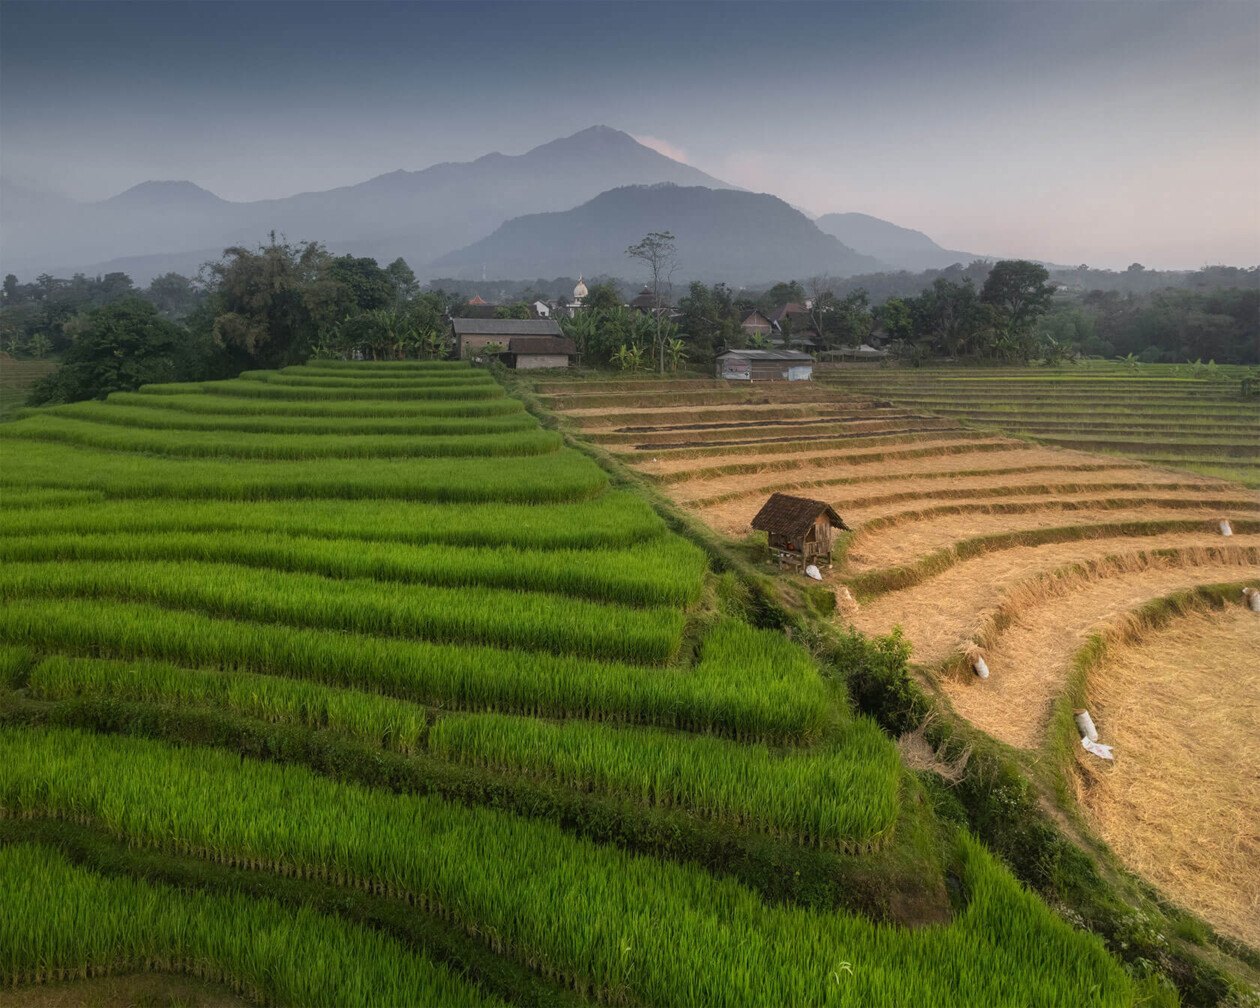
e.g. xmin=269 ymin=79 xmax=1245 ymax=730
xmin=432 ymin=184 xmax=887 ymax=283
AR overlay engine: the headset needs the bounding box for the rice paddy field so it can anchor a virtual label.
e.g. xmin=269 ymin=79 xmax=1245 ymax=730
xmin=539 ymin=363 xmax=1260 ymax=955
xmin=0 ymin=361 xmax=1141 ymax=1006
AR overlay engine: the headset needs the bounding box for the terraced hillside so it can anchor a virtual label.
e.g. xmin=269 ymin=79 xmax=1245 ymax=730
xmin=0 ymin=362 xmax=1136 ymax=1006
xmin=818 ymin=364 xmax=1260 ymax=487
xmin=540 ymin=372 xmax=1260 ymax=949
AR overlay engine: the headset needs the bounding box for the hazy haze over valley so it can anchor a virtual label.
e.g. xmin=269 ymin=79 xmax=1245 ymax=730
xmin=2 ymin=0 xmax=1257 ymax=276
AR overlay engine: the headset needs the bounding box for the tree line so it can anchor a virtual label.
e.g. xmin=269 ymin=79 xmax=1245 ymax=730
xmin=4 ymin=239 xmax=1255 ymax=406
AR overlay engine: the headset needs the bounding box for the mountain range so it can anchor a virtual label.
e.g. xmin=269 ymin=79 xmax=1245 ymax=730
xmin=0 ymin=126 xmax=988 ymax=284
xmin=432 ymin=184 xmax=883 ymax=284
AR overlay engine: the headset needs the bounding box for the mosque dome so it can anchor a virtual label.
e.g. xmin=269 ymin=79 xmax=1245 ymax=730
xmin=573 ymin=275 xmax=588 ymax=300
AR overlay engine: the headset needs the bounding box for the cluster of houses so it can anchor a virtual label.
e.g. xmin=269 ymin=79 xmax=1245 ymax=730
xmin=452 ymin=276 xmax=886 ymax=378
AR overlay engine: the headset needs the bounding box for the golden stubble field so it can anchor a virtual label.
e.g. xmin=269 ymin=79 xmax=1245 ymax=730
xmin=542 ymin=369 xmax=1260 ymax=947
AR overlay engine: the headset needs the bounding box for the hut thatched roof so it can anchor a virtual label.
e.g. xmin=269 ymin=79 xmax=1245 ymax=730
xmin=751 ymin=493 xmax=848 ymax=537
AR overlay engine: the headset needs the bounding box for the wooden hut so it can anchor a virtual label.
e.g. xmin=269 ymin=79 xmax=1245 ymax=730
xmin=751 ymin=492 xmax=849 ymax=569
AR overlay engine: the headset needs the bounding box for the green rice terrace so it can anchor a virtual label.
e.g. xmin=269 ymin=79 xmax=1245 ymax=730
xmin=0 ymin=360 xmax=1219 ymax=1006
xmin=816 ymin=362 xmax=1260 ymax=488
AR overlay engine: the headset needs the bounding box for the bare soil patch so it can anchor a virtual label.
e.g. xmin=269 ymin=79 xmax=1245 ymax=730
xmin=1075 ymin=606 xmax=1260 ymax=948
xmin=844 ymin=533 xmax=1260 ymax=667
xmin=633 ymin=436 xmax=1024 ymax=478
xmin=941 ymin=558 xmax=1260 ymax=750
xmin=666 ymin=456 xmax=1149 ymax=506
xmin=844 ymin=503 xmax=1256 ymax=573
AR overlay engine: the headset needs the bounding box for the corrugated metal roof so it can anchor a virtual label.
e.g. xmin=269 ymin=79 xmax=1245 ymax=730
xmin=716 ymin=349 xmax=814 ymax=361
xmin=451 ymin=318 xmax=564 ymax=336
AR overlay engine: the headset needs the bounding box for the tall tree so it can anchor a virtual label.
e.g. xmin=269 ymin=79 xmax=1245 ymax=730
xmin=625 ymin=231 xmax=678 ymax=375
xmin=27 ymin=299 xmax=216 ymax=405
xmin=980 ymin=260 xmax=1055 ymax=339
xmin=205 ymin=237 xmax=332 ymax=367
xmin=384 ymin=258 xmax=420 ymax=305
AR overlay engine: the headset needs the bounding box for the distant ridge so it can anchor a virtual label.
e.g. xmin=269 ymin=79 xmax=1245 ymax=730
xmin=431 ymin=184 xmax=887 ymax=283
xmin=0 ymin=126 xmax=737 ymax=283
xmin=814 ymin=212 xmax=985 ymax=271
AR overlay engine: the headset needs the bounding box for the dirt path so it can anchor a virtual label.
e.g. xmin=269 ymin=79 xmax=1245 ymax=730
xmin=1075 ymin=605 xmax=1260 ymax=949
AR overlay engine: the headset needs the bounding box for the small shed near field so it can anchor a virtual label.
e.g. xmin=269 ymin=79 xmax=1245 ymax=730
xmin=499 ymin=335 xmax=577 ymax=370
xmin=716 ymin=348 xmax=814 ymax=382
xmin=751 ymin=492 xmax=849 ymax=569
xmin=452 ymin=318 xmax=564 ymax=359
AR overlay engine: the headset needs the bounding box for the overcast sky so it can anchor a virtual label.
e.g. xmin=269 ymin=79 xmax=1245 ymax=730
xmin=2 ymin=0 xmax=1257 ymax=269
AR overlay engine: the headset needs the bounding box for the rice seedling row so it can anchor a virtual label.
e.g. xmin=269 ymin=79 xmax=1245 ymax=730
xmin=107 ymin=390 xmax=526 ymax=417
xmin=0 ymin=843 xmax=503 ymax=1007
xmin=0 ymin=530 xmax=707 ymax=608
xmin=238 ymin=370 xmax=498 ymax=388
xmin=0 ymin=728 xmax=1135 ymax=1008
xmin=0 ymin=441 xmax=608 ymax=502
xmin=0 ymin=560 xmax=686 ymax=664
xmin=0 ymin=600 xmax=828 ymax=741
xmin=24 ymin=654 xmax=894 ymax=849
xmin=0 ymin=492 xmax=666 ymax=550
xmin=1 ymin=413 xmax=562 ymax=459
xmin=191 ymin=379 xmax=506 ymax=400
xmin=31 ymin=400 xmax=538 ymax=436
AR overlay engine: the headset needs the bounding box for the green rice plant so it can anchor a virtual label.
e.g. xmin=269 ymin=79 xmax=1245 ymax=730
xmin=0 ymin=414 xmax=562 ymax=459
xmin=426 ymin=712 xmax=899 ymax=849
xmin=0 ymin=530 xmax=707 ymax=608
xmin=0 ymin=560 xmax=686 ymax=664
xmin=29 ymin=654 xmax=435 ymax=753
xmin=238 ymin=370 xmax=496 ymax=388
xmin=0 ymin=442 xmax=608 ymax=503
xmin=0 ymin=492 xmax=664 ymax=551
xmin=297 ymin=359 xmax=476 ymax=372
xmin=0 ymin=728 xmax=1135 ymax=1008
xmin=106 ymin=391 xmax=525 ymax=418
xmin=0 ymin=843 xmax=504 ymax=1006
xmin=0 ymin=488 xmax=105 ymax=510
xmin=0 ymin=602 xmax=828 ymax=740
xmin=191 ymin=379 xmax=505 ymax=401
xmin=29 ymin=400 xmax=538 ymax=436
xmin=27 ymin=653 xmax=891 ymax=847
xmin=0 ymin=643 xmax=35 ymax=688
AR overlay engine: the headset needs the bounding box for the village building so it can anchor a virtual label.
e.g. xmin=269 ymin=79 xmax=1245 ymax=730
xmin=739 ymin=310 xmax=773 ymax=338
xmin=498 ymin=335 xmax=577 ymax=370
xmin=532 ymin=300 xmax=552 ymax=318
xmin=460 ymin=294 xmax=499 ymax=320
xmin=716 ymin=348 xmax=814 ymax=381
xmin=451 ymin=318 xmax=564 ymax=359
xmin=750 ymin=492 xmax=849 ymax=570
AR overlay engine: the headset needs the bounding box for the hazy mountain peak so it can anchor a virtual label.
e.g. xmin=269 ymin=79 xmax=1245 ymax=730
xmin=103 ymin=180 xmax=226 ymax=207
xmin=432 ymin=182 xmax=886 ymax=283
